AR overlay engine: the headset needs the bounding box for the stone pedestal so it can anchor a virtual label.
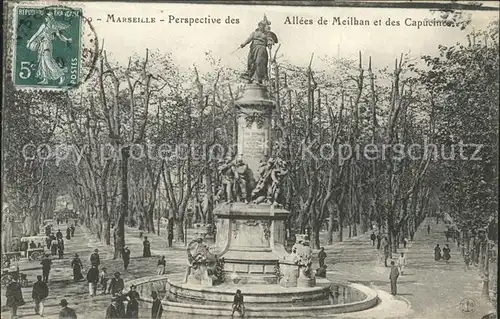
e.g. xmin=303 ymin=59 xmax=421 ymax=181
xmin=213 ymin=202 xmax=289 ymax=284
xmin=235 ymin=84 xmax=274 ymax=182
xmin=279 ymin=262 xmax=299 ymax=288
xmin=186 ymin=264 xmax=214 ymax=287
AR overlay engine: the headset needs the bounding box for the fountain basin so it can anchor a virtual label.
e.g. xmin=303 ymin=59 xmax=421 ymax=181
xmin=125 ymin=274 xmax=378 ymax=318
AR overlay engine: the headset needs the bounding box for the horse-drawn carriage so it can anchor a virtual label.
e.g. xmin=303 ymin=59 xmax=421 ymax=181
xmin=21 ymin=235 xmax=46 ymax=261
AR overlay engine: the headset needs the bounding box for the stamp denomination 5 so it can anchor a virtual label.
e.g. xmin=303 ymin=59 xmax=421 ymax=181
xmin=14 ymin=5 xmax=83 ymax=89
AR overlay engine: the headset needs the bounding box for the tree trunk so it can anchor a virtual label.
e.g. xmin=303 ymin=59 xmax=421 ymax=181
xmin=327 ymin=205 xmax=335 ymax=244
xmin=114 ymin=147 xmax=129 ymax=259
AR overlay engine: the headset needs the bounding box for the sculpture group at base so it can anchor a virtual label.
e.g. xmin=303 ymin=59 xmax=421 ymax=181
xmin=217 ymin=155 xmax=288 ymax=207
xmin=278 ymin=234 xmax=316 ymax=288
xmin=183 ymin=238 xmax=225 ymax=286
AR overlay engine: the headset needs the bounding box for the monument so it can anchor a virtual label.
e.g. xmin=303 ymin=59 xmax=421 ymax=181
xmin=130 ymin=15 xmax=379 ymax=318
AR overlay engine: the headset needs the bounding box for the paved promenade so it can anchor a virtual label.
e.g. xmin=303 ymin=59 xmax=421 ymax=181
xmin=1 ymin=217 xmax=496 ymax=318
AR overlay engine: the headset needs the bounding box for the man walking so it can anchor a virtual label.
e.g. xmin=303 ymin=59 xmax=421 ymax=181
xmin=168 ymin=231 xmax=174 ymax=248
xmin=105 ymin=296 xmax=122 ymax=318
xmin=6 ymin=277 xmax=24 ymax=319
xmin=427 ymin=224 xmax=431 ymax=234
xmin=122 ymin=246 xmax=131 ymax=271
xmin=41 ymin=254 xmax=52 ymax=282
xmin=32 ymin=275 xmax=49 ymax=317
xmin=151 ymin=291 xmax=164 ymax=318
xmin=318 ymin=247 xmax=327 ymax=268
xmin=87 ymin=265 xmax=99 ymax=297
xmin=108 ymin=272 xmax=124 ymax=296
xmin=389 ymin=260 xmax=400 ymax=295
xmin=58 ymin=299 xmax=77 ymax=319
xmin=90 ymin=249 xmax=100 ymax=267
xmin=370 ymin=232 xmax=376 ymax=246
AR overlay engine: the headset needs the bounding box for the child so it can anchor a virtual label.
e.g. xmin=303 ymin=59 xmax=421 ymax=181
xmin=100 ymin=267 xmax=109 ymax=295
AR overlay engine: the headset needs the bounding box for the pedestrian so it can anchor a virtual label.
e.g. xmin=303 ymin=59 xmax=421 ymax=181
xmin=410 ymin=230 xmax=415 ymax=241
xmin=122 ymin=246 xmax=131 ymax=271
xmin=464 ymin=251 xmax=471 ymax=271
xmin=231 ymin=289 xmax=245 ymax=318
xmin=397 ymin=252 xmax=407 ymax=275
xmin=445 ymin=230 xmax=449 ymax=242
xmin=370 ymin=232 xmax=376 ymax=246
xmin=46 ymin=235 xmax=52 ymax=250
xmin=427 ymin=224 xmax=431 ymax=234
xmin=100 ymin=267 xmax=109 ymax=295
xmin=56 ymin=229 xmax=63 ymax=240
xmin=58 ymin=299 xmax=77 ymax=319
xmin=157 ymin=256 xmax=166 ymax=275
xmin=90 ymin=249 xmax=100 ymax=267
xmin=151 ymin=291 xmax=164 ymax=319
xmin=389 ymin=260 xmax=400 ymax=295
xmin=66 ymin=227 xmax=71 ymax=240
xmin=318 ymin=247 xmax=327 ymax=268
xmin=442 ymin=244 xmax=451 ymax=262
xmin=70 ymin=225 xmax=75 ymax=237
xmin=51 ymin=237 xmax=58 ymax=255
xmin=376 ymin=233 xmax=381 ymax=249
xmin=382 ymin=237 xmax=390 ymax=267
xmin=6 ymin=277 xmax=24 ymax=319
xmin=108 ymin=272 xmax=124 ymax=296
xmin=32 ymin=275 xmax=49 ymax=317
xmin=403 ymin=237 xmax=407 ymax=248
xmin=125 ymin=289 xmax=139 ymax=318
xmin=127 ymin=284 xmax=140 ymax=300
xmin=87 ymin=265 xmax=99 ymax=297
xmin=143 ymin=236 xmax=151 ymax=257
xmin=41 ymin=254 xmax=52 ymax=282
xmin=71 ymin=253 xmax=84 ymax=282
xmin=105 ymin=296 xmax=122 ymax=318
xmin=434 ymin=244 xmax=442 ymax=261
xmin=58 ymin=239 xmax=64 ymax=259
xmin=168 ymin=231 xmax=174 ymax=248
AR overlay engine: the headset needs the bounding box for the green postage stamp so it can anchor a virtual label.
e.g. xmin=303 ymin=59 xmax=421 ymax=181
xmin=14 ymin=5 xmax=83 ymax=89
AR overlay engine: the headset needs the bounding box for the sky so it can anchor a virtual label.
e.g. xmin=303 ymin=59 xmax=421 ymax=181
xmin=17 ymin=2 xmax=500 ymax=72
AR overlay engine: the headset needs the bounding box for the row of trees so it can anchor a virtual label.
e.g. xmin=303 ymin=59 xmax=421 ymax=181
xmin=3 ymin=18 xmax=497 ymax=265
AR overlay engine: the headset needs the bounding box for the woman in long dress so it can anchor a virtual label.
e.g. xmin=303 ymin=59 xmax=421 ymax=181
xmin=26 ymin=12 xmax=72 ymax=85
xmin=71 ymin=253 xmax=84 ymax=281
xmin=442 ymin=244 xmax=451 ymax=262
xmin=240 ymin=19 xmax=277 ymax=84
xmin=434 ymin=244 xmax=442 ymax=261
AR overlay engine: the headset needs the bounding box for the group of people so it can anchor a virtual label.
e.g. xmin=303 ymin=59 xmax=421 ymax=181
xmin=44 ymin=224 xmax=76 ymax=259
xmin=434 ymin=243 xmax=451 ymax=262
xmin=5 ymin=269 xmax=77 ymax=318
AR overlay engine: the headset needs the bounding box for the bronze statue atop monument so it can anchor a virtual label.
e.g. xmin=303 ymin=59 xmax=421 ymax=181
xmin=240 ymin=15 xmax=278 ymax=85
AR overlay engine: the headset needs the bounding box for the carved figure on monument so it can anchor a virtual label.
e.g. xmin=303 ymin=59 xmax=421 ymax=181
xmin=240 ymin=15 xmax=278 ymax=85
xmin=251 ymin=157 xmax=275 ymax=204
xmin=291 ymin=235 xmax=314 ymax=282
xmin=217 ymin=157 xmax=236 ymax=203
xmin=251 ymin=156 xmax=288 ymax=206
xmin=268 ymin=158 xmax=288 ymax=207
xmin=234 ymin=157 xmax=251 ymax=203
